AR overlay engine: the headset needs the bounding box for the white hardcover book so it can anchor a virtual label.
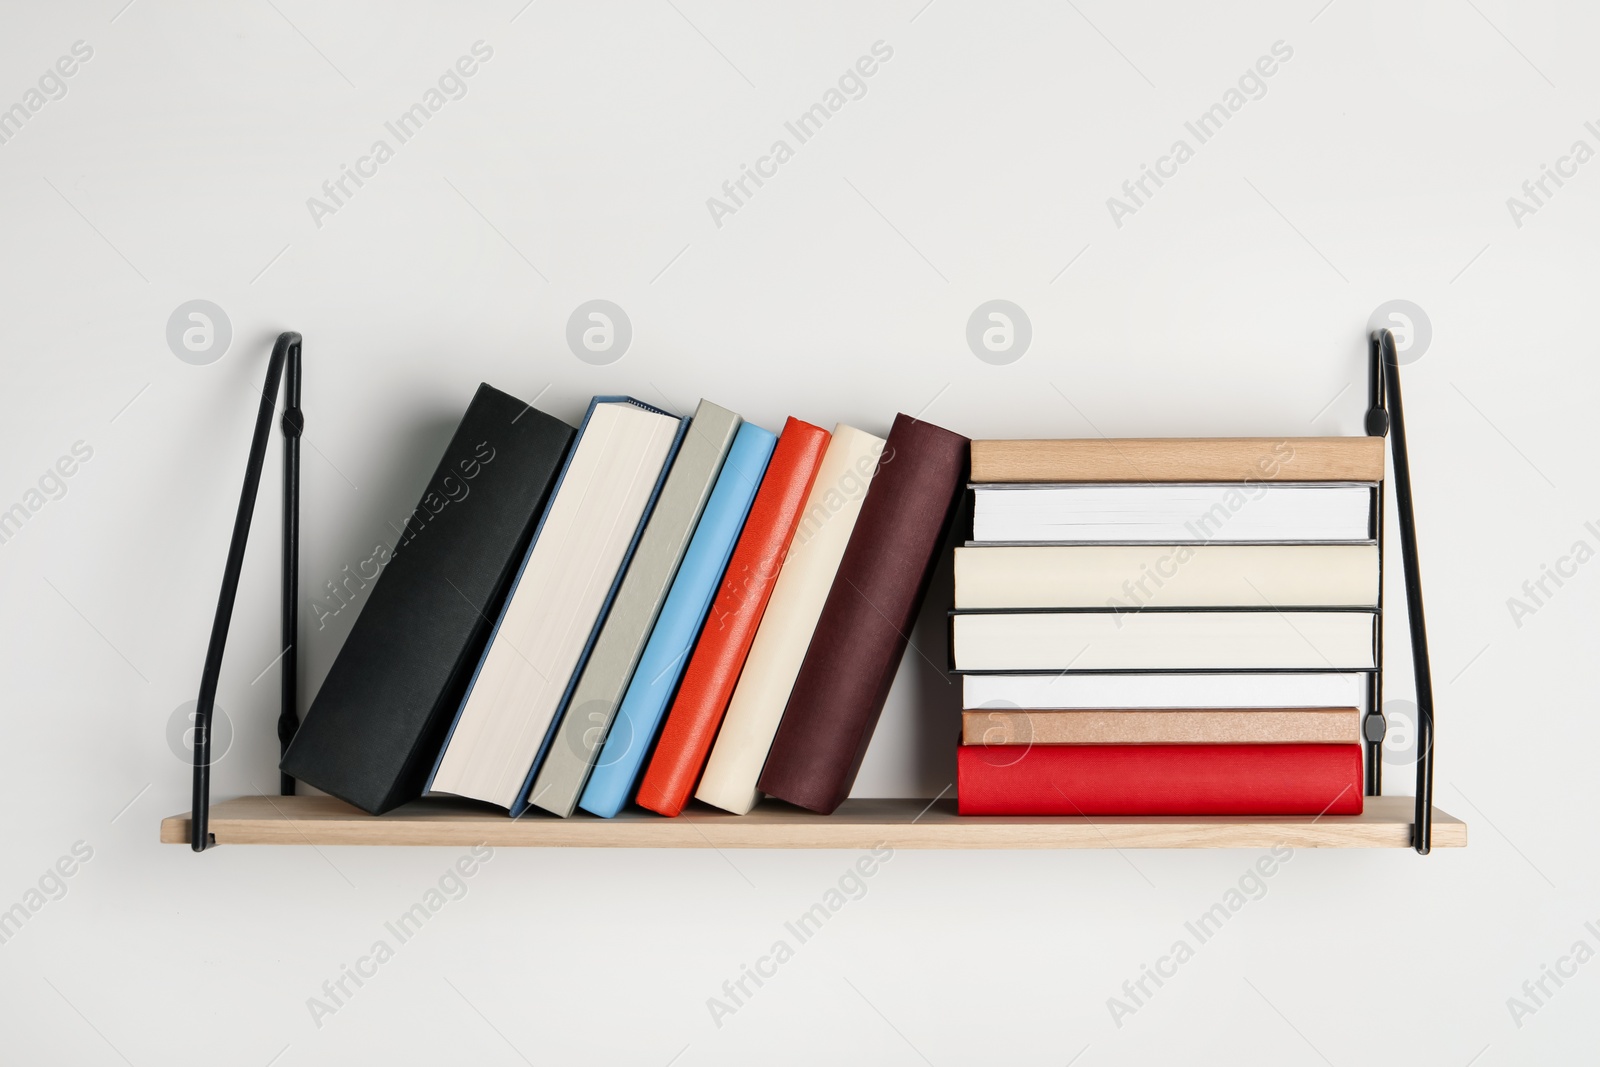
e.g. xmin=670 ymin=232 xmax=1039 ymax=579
xmin=695 ymin=424 xmax=885 ymax=815
xmin=429 ymin=400 xmax=683 ymax=809
xmin=953 ymin=543 xmax=1379 ymax=609
xmin=952 ymin=611 xmax=1377 ymax=671
xmin=962 ymin=671 xmax=1371 ymax=712
xmin=972 ymin=483 xmax=1373 ymax=542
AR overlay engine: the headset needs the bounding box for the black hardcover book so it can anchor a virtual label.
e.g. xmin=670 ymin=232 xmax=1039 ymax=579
xmin=281 ymin=384 xmax=574 ymax=813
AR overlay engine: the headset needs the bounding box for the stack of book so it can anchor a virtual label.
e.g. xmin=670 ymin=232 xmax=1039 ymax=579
xmin=952 ymin=437 xmax=1382 ymax=817
xmin=281 ymin=387 xmax=967 ymax=819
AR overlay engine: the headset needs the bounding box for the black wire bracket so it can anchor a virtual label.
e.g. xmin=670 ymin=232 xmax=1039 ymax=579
xmin=190 ymin=331 xmax=302 ymax=852
xmin=1366 ymin=328 xmax=1436 ymax=855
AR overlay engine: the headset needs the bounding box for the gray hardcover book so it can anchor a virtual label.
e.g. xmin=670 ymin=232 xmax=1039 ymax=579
xmin=529 ymin=399 xmax=742 ymax=816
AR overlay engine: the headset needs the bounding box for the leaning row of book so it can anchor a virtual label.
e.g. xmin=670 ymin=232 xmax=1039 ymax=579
xmin=282 ymin=387 xmax=967 ymax=818
xmin=953 ymin=437 xmax=1383 ymax=816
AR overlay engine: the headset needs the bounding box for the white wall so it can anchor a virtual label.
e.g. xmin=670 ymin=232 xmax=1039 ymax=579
xmin=2 ymin=1 xmax=1593 ymax=1063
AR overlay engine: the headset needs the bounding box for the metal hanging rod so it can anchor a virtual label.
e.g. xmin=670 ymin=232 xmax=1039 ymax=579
xmin=1367 ymin=327 xmax=1436 ymax=855
xmin=190 ymin=331 xmax=302 ymax=851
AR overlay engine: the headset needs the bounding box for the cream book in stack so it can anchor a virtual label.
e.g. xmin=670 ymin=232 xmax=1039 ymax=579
xmin=694 ymin=424 xmax=885 ymax=814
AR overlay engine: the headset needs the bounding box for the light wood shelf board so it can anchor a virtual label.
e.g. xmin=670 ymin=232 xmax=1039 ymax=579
xmin=161 ymin=795 xmax=1464 ymax=850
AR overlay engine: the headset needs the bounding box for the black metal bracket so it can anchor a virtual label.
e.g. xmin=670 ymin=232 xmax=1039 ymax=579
xmin=1366 ymin=328 xmax=1436 ymax=855
xmin=191 ymin=332 xmax=303 ymax=852
xmin=1363 ymin=339 xmax=1387 ymax=799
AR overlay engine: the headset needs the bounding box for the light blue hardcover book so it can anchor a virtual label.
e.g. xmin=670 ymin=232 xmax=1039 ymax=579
xmin=579 ymin=421 xmax=776 ymax=817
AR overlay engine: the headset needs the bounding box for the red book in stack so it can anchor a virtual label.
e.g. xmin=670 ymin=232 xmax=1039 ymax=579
xmin=957 ymin=743 xmax=1364 ymax=816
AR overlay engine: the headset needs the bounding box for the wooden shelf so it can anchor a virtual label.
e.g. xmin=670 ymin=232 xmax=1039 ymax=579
xmin=161 ymin=795 xmax=1464 ymax=850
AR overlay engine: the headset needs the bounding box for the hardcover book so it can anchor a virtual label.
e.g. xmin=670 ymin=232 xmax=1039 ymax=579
xmin=578 ymin=421 xmax=777 ymax=818
xmin=954 ymin=543 xmax=1379 ymax=609
xmin=529 ymin=400 xmax=743 ymax=817
xmin=969 ymin=437 xmax=1384 ymax=483
xmin=957 ymin=742 xmax=1365 ymax=816
xmin=427 ymin=397 xmax=685 ymax=814
xmin=693 ymin=424 xmax=886 ymax=815
xmin=962 ymin=671 xmax=1370 ymax=711
xmin=962 ymin=707 xmax=1360 ymax=746
xmin=633 ymin=417 xmax=830 ymax=817
xmin=969 ymin=484 xmax=1374 ymax=543
xmin=952 ymin=610 xmax=1378 ymax=672
xmin=759 ymin=413 xmax=970 ymax=815
xmin=280 ymin=384 xmax=574 ymax=815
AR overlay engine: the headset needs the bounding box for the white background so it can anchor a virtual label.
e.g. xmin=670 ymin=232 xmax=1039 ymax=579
xmin=1 ymin=1 xmax=1594 ymax=1063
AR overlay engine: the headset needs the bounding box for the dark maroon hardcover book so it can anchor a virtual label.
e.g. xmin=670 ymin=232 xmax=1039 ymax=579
xmin=758 ymin=413 xmax=968 ymax=813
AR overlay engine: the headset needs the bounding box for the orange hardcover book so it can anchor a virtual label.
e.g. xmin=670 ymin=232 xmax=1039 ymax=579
xmin=634 ymin=417 xmax=830 ymax=816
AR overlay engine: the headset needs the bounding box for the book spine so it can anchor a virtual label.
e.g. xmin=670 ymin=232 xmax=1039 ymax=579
xmin=425 ymin=395 xmax=614 ymax=801
xmin=576 ymin=422 xmax=777 ymax=818
xmin=960 ymin=671 xmax=1371 ymax=712
xmin=960 ymin=708 xmax=1361 ymax=745
xmin=280 ymin=385 xmax=574 ymax=814
xmin=693 ymin=425 xmax=887 ymax=815
xmin=508 ymin=407 xmax=689 ymax=815
xmin=632 ymin=418 xmax=831 ymax=817
xmin=950 ymin=611 xmax=1378 ymax=672
xmin=758 ymin=414 xmax=969 ymax=814
xmin=957 ymin=743 xmax=1365 ymax=816
xmin=529 ymin=401 xmax=743 ymax=817
xmin=952 ymin=544 xmax=1380 ymax=610
xmin=969 ymin=437 xmax=1384 ymax=483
